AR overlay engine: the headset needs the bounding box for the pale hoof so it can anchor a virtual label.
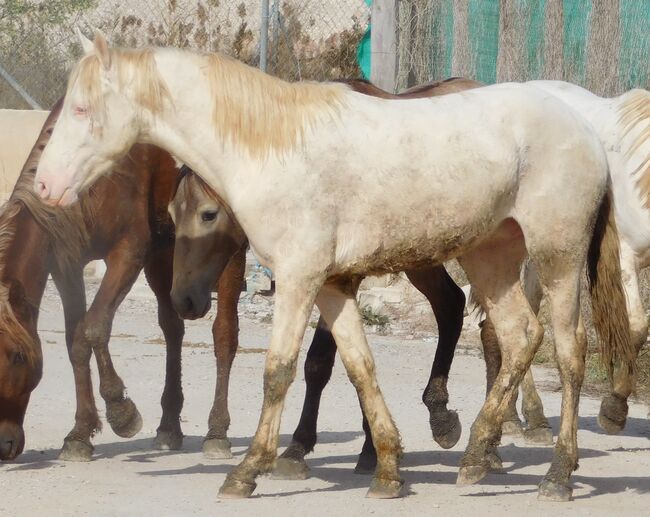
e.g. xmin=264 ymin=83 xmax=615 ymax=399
xmin=366 ymin=478 xmax=404 ymax=499
xmin=486 ymin=451 xmax=503 ymax=472
xmin=153 ymin=430 xmax=183 ymax=451
xmin=538 ymin=479 xmax=573 ymax=502
xmin=202 ymin=438 xmax=232 ymax=459
xmin=432 ymin=411 xmax=462 ymax=449
xmin=59 ymin=439 xmax=93 ymax=462
xmin=598 ymin=394 xmax=628 ymax=435
xmin=501 ymin=419 xmax=524 ymax=437
xmin=106 ymin=398 xmax=143 ymax=438
xmin=271 ymin=457 xmax=310 ymax=480
xmin=456 ymin=465 xmax=488 ymax=486
xmin=218 ymin=476 xmax=256 ymax=499
xmin=523 ymin=426 xmax=554 ymax=446
xmin=354 ymin=450 xmax=377 ymax=475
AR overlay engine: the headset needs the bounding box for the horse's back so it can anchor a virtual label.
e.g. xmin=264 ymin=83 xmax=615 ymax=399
xmin=0 ymin=109 xmax=49 ymax=202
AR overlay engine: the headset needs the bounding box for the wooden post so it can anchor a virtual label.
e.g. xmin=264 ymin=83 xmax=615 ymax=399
xmin=371 ymin=0 xmax=399 ymax=92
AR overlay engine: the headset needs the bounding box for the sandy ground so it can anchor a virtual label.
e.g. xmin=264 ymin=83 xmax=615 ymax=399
xmin=1 ymin=277 xmax=649 ymax=516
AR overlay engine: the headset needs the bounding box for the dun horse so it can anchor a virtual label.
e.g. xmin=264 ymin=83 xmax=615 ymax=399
xmin=35 ymin=33 xmax=633 ymax=502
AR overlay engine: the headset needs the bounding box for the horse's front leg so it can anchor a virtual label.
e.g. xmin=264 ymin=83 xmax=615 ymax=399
xmin=316 ymin=281 xmax=403 ymax=498
xmin=52 ymin=268 xmax=98 ymax=461
xmin=144 ymin=246 xmax=186 ymax=451
xmin=203 ymin=248 xmax=246 ymax=459
xmin=81 ymin=245 xmax=145 ymax=440
xmin=219 ymin=272 xmax=322 ymax=498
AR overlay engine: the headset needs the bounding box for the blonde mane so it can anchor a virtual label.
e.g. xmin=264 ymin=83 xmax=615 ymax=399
xmin=617 ymin=89 xmax=650 ymax=207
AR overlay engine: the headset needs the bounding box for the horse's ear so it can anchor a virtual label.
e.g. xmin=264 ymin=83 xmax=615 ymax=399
xmin=76 ymin=27 xmax=94 ymax=55
xmin=92 ymin=28 xmax=111 ymax=70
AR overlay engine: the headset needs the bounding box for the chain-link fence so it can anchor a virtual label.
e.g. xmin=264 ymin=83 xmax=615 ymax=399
xmin=0 ymin=1 xmax=370 ymax=110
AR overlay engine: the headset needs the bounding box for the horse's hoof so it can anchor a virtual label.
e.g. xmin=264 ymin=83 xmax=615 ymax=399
xmin=486 ymin=450 xmax=503 ymax=473
xmin=59 ymin=439 xmax=93 ymax=462
xmin=202 ymin=438 xmax=232 ymax=459
xmin=538 ymin=479 xmax=573 ymax=502
xmin=354 ymin=450 xmax=377 ymax=475
xmin=456 ymin=465 xmax=488 ymax=486
xmin=218 ymin=477 xmax=256 ymax=499
xmin=524 ymin=426 xmax=554 ymax=446
xmin=366 ymin=478 xmax=404 ymax=499
xmin=271 ymin=457 xmax=310 ymax=480
xmin=153 ymin=430 xmax=183 ymax=451
xmin=501 ymin=419 xmax=524 ymax=437
xmin=106 ymin=398 xmax=143 ymax=438
xmin=598 ymin=395 xmax=628 ymax=435
xmin=432 ymin=411 xmax=462 ymax=449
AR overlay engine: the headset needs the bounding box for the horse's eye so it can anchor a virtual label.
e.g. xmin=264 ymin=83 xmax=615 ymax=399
xmin=201 ymin=210 xmax=218 ymax=222
xmin=12 ymin=352 xmax=26 ymax=366
xmin=73 ymin=105 xmax=88 ymax=117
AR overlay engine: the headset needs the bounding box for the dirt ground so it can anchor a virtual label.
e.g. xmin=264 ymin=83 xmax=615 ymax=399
xmin=1 ymin=277 xmax=649 ymax=516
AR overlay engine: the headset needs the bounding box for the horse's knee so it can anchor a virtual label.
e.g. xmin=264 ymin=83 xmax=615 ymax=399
xmin=264 ymin=359 xmax=297 ymax=404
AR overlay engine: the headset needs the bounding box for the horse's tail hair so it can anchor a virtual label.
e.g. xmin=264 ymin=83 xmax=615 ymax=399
xmin=587 ymin=188 xmax=635 ymax=382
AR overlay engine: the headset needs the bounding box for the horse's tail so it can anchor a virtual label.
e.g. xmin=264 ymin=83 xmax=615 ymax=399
xmin=587 ymin=188 xmax=635 ymax=381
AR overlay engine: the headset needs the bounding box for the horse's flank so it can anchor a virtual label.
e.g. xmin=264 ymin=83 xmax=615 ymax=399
xmin=617 ymin=89 xmax=650 ymax=208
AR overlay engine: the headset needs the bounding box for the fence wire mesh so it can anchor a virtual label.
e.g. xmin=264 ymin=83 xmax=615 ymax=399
xmin=0 ymin=1 xmax=370 ymax=109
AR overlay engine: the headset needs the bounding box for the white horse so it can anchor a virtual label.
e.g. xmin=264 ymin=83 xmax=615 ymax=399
xmin=35 ymin=32 xmax=633 ymax=502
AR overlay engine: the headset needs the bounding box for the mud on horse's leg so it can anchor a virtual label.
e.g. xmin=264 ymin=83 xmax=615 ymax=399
xmin=203 ymin=248 xmax=246 ymax=459
xmin=274 ymin=317 xmax=338 ymax=479
xmin=407 ymin=266 xmax=465 ymax=450
xmin=145 ymin=248 xmax=186 ymax=451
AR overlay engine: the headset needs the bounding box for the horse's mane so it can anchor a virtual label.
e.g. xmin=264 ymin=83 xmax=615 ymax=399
xmin=617 ymin=89 xmax=650 ymax=208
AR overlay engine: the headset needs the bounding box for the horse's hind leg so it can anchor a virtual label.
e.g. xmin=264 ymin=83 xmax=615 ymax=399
xmin=203 ymin=248 xmax=246 ymax=459
xmin=274 ymin=317 xmax=337 ymax=479
xmin=52 ymin=268 xmax=97 ymax=461
xmin=457 ymin=229 xmax=544 ymax=486
xmin=599 ymin=241 xmax=647 ymax=434
xmin=406 ymin=266 xmax=465 ymax=449
xmin=144 ymin=247 xmax=186 ymax=451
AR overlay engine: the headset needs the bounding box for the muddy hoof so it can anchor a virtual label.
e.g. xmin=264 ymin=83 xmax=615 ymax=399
xmin=486 ymin=450 xmax=503 ymax=472
xmin=432 ymin=411 xmax=462 ymax=449
xmin=154 ymin=430 xmax=183 ymax=451
xmin=538 ymin=479 xmax=573 ymax=502
xmin=501 ymin=419 xmax=524 ymax=437
xmin=59 ymin=439 xmax=93 ymax=462
xmin=272 ymin=457 xmax=310 ymax=480
xmin=218 ymin=476 xmax=256 ymax=499
xmin=598 ymin=394 xmax=628 ymax=435
xmin=524 ymin=426 xmax=554 ymax=445
xmin=366 ymin=478 xmax=404 ymax=499
xmin=354 ymin=450 xmax=377 ymax=475
xmin=106 ymin=398 xmax=143 ymax=438
xmin=203 ymin=438 xmax=232 ymax=459
xmin=457 ymin=465 xmax=488 ymax=486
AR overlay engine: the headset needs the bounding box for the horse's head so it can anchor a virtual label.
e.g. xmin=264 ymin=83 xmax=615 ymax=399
xmin=169 ymin=168 xmax=246 ymax=320
xmin=35 ymin=30 xmax=161 ymax=206
xmin=0 ymin=282 xmax=43 ymax=461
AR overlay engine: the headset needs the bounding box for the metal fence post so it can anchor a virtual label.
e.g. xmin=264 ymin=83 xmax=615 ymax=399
xmin=260 ymin=0 xmax=270 ymax=72
xmin=371 ymin=0 xmax=399 ymax=92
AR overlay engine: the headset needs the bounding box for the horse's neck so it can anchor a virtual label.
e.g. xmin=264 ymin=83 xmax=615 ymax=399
xmin=0 ymin=205 xmax=52 ymax=329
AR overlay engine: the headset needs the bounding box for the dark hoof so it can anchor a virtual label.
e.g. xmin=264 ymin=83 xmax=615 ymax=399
xmin=366 ymin=478 xmax=404 ymax=499
xmin=523 ymin=426 xmax=554 ymax=446
xmin=501 ymin=419 xmax=524 ymax=437
xmin=598 ymin=394 xmax=628 ymax=435
xmin=59 ymin=439 xmax=93 ymax=462
xmin=106 ymin=398 xmax=143 ymax=438
xmin=457 ymin=465 xmax=488 ymax=486
xmin=538 ymin=479 xmax=573 ymax=502
xmin=486 ymin=450 xmax=503 ymax=472
xmin=154 ymin=430 xmax=183 ymax=451
xmin=272 ymin=457 xmax=310 ymax=480
xmin=432 ymin=411 xmax=462 ymax=449
xmin=218 ymin=476 xmax=256 ymax=499
xmin=203 ymin=438 xmax=232 ymax=459
xmin=354 ymin=450 xmax=377 ymax=475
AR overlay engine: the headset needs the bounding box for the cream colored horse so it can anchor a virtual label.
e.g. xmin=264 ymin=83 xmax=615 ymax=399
xmin=35 ymin=32 xmax=633 ymax=502
xmin=0 ymin=109 xmax=49 ymax=201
